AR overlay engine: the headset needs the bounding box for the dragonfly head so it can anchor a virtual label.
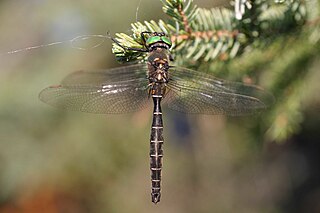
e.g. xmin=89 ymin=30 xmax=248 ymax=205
xmin=145 ymin=32 xmax=172 ymax=51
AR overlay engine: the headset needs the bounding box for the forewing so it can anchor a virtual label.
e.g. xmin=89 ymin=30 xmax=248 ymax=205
xmin=166 ymin=66 xmax=274 ymax=115
xmin=61 ymin=64 xmax=147 ymax=85
xmin=39 ymin=64 xmax=150 ymax=114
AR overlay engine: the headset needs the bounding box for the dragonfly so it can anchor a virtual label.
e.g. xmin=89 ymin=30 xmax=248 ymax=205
xmin=39 ymin=31 xmax=273 ymax=204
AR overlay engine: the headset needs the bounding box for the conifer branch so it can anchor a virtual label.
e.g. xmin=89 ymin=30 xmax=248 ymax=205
xmin=110 ymin=0 xmax=320 ymax=143
xmin=112 ymin=0 xmax=240 ymax=64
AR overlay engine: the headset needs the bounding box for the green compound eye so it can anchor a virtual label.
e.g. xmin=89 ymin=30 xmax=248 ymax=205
xmin=161 ymin=36 xmax=172 ymax=47
xmin=146 ymin=36 xmax=161 ymax=46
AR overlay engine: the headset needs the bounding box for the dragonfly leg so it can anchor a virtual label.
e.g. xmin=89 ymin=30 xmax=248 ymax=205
xmin=140 ymin=31 xmax=153 ymax=48
xmin=147 ymin=83 xmax=154 ymax=98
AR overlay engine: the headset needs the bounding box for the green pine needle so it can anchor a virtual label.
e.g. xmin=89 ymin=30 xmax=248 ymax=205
xmin=110 ymin=0 xmax=320 ymax=143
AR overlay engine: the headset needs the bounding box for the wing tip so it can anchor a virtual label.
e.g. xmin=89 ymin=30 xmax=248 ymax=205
xmin=38 ymin=85 xmax=62 ymax=104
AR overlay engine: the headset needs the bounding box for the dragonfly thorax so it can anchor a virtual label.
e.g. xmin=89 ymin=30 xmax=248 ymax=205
xmin=147 ymin=48 xmax=170 ymax=84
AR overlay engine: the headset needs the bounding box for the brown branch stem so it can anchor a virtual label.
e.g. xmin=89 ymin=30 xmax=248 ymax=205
xmin=171 ymin=30 xmax=239 ymax=42
xmin=177 ymin=3 xmax=192 ymax=34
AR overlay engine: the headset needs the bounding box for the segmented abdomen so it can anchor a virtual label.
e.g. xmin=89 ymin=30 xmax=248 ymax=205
xmin=150 ymin=95 xmax=163 ymax=204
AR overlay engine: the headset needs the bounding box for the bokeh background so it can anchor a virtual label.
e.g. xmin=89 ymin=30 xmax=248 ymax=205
xmin=0 ymin=0 xmax=319 ymax=213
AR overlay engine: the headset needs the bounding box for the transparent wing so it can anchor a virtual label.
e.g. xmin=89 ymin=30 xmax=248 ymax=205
xmin=166 ymin=66 xmax=274 ymax=115
xmin=39 ymin=64 xmax=150 ymax=114
xmin=61 ymin=64 xmax=148 ymax=85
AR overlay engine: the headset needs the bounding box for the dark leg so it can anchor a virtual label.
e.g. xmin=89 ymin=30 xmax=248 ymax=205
xmin=140 ymin=31 xmax=153 ymax=48
xmin=168 ymin=53 xmax=174 ymax=61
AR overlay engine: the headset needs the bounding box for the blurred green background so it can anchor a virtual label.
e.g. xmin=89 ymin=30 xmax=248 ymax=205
xmin=0 ymin=0 xmax=319 ymax=213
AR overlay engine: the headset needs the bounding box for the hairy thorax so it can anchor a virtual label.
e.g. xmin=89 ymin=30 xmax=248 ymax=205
xmin=147 ymin=48 xmax=170 ymax=84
